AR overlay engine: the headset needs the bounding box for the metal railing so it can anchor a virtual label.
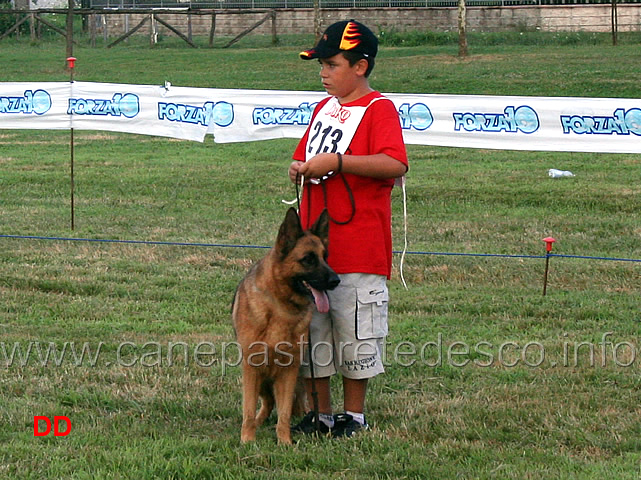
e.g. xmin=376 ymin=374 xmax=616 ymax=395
xmin=87 ymin=0 xmax=641 ymax=9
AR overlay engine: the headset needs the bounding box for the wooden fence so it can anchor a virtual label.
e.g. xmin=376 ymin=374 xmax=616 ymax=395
xmin=1 ymin=5 xmax=639 ymax=47
xmin=0 ymin=8 xmax=279 ymax=47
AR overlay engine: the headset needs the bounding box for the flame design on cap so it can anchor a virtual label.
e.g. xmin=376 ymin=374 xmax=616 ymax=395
xmin=339 ymin=22 xmax=361 ymax=51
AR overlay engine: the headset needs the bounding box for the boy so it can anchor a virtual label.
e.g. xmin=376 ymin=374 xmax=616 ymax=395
xmin=289 ymin=19 xmax=408 ymax=438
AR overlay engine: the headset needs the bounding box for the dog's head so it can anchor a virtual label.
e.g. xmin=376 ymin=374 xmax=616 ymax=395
xmin=275 ymin=208 xmax=340 ymax=312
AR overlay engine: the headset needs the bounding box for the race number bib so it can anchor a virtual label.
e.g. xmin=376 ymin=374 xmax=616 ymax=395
xmin=305 ymin=96 xmax=384 ymax=161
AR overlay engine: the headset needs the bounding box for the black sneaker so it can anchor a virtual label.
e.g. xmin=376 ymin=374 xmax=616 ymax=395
xmin=331 ymin=413 xmax=369 ymax=438
xmin=291 ymin=411 xmax=331 ymax=435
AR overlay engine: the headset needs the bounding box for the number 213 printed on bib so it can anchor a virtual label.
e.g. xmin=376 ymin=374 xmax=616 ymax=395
xmin=307 ymin=120 xmax=343 ymax=155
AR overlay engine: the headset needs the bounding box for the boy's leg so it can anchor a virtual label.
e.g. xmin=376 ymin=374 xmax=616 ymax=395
xmin=330 ymin=273 xmax=388 ymax=436
xmin=305 ymin=376 xmax=332 ymax=414
xmin=334 ymin=376 xmax=371 ymax=437
xmin=343 ymin=377 xmax=368 ymax=413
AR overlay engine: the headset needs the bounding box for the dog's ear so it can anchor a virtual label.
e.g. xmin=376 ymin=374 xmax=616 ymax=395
xmin=276 ymin=207 xmax=304 ymax=259
xmin=310 ymin=209 xmax=330 ymax=249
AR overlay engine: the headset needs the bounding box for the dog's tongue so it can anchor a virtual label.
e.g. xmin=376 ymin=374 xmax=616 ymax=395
xmin=309 ymin=286 xmax=330 ymax=313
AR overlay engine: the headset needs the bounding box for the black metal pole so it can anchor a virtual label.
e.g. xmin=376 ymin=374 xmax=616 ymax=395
xmin=542 ymin=237 xmax=556 ymax=296
xmin=542 ymin=254 xmax=550 ymax=296
xmin=67 ymin=57 xmax=76 ymax=231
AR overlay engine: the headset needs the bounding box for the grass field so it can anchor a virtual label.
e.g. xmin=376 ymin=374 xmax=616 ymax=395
xmin=2 ymin=34 xmax=641 ymax=478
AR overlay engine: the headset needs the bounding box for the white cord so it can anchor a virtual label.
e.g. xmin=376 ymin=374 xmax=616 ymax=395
xmin=281 ymin=174 xmax=306 ymax=206
xmin=399 ymin=175 xmax=408 ymax=290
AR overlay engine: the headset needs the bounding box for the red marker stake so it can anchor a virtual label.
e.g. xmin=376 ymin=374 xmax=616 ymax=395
xmin=542 ymin=237 xmax=556 ymax=296
xmin=67 ymin=57 xmax=76 ymax=230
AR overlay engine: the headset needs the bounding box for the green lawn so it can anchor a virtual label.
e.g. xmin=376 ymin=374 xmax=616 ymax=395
xmin=1 ymin=34 xmax=641 ymax=478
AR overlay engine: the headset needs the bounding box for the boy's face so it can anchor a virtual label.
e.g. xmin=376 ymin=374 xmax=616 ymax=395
xmin=318 ymin=53 xmax=369 ymax=104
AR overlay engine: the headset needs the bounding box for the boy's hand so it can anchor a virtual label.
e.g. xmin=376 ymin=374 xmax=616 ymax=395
xmin=297 ymin=153 xmax=339 ymax=180
xmin=288 ymin=161 xmax=306 ymax=184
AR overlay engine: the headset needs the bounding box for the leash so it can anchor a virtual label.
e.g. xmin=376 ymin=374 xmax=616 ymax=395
xmin=307 ymin=327 xmax=322 ymax=436
xmin=298 ymin=164 xmax=355 ymax=436
xmin=291 ymin=170 xmax=322 ymax=436
xmin=283 ymin=153 xmax=355 ymax=226
xmin=298 ymin=167 xmax=355 ymax=436
xmin=316 ymin=173 xmax=355 ymax=225
xmin=284 ymin=160 xmax=408 ymax=435
xmin=295 ymin=168 xmax=406 ymax=289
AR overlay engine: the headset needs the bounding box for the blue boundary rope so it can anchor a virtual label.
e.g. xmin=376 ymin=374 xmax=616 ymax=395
xmin=1 ymin=234 xmax=640 ymax=263
xmin=548 ymin=253 xmax=641 ymax=263
xmin=403 ymin=250 xmax=545 ymax=259
xmin=0 ymin=234 xmax=269 ymax=250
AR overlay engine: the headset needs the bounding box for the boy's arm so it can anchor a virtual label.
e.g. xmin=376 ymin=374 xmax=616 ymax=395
xmin=296 ymin=152 xmax=407 ymax=180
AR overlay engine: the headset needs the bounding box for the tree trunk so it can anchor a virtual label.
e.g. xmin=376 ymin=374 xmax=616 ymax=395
xmin=611 ymin=0 xmax=618 ymax=46
xmin=458 ymin=0 xmax=468 ymax=58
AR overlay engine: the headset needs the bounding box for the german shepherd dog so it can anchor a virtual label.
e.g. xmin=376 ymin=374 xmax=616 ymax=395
xmin=232 ymin=207 xmax=340 ymax=444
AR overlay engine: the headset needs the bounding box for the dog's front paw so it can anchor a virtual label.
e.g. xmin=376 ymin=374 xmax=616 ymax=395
xmin=240 ymin=422 xmax=257 ymax=443
xmin=276 ymin=425 xmax=292 ymax=445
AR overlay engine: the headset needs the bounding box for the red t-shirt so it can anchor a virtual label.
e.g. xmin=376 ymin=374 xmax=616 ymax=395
xmin=293 ymin=91 xmax=408 ymax=278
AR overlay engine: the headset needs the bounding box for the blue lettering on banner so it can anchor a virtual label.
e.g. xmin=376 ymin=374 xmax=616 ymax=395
xmin=252 ymin=103 xmax=317 ymax=126
xmin=67 ymin=93 xmax=140 ymax=118
xmin=0 ymin=90 xmax=52 ymax=115
xmin=560 ymin=108 xmax=641 ymax=136
xmin=399 ymin=103 xmax=433 ymax=131
xmin=158 ymin=101 xmax=233 ymax=127
xmin=453 ymin=106 xmax=539 ymax=134
xmin=253 ymin=102 xmax=434 ymax=131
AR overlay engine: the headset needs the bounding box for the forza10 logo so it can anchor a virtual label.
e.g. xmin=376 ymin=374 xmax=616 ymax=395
xmin=453 ymin=106 xmax=539 ymax=134
xmin=560 ymin=108 xmax=641 ymax=136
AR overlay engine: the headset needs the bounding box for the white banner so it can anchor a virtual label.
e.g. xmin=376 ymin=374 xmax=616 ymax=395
xmin=0 ymin=82 xmax=231 ymax=142
xmin=388 ymin=93 xmax=641 ymax=154
xmin=1 ymin=82 xmax=640 ymax=153
xmin=0 ymin=82 xmax=72 ymax=131
xmin=69 ymin=82 xmax=221 ymax=142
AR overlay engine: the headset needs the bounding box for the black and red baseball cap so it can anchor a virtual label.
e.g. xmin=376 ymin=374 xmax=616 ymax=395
xmin=300 ymin=20 xmax=378 ymax=61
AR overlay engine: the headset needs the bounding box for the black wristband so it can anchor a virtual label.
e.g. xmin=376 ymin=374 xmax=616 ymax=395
xmin=336 ymin=152 xmax=343 ymax=173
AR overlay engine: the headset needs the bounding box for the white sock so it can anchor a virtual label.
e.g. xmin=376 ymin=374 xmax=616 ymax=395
xmin=345 ymin=411 xmax=365 ymax=425
xmin=319 ymin=413 xmax=334 ymax=428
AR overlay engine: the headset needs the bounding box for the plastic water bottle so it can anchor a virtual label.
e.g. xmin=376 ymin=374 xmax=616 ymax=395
xmin=548 ymin=169 xmax=575 ymax=178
